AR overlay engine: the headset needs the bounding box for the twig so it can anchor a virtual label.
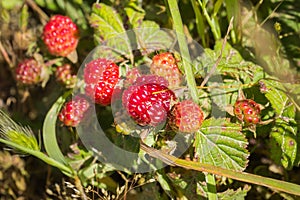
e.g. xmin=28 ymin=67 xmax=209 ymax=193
xmin=25 ymin=0 xmax=49 ymax=24
xmin=200 ymin=17 xmax=234 ymax=87
xmin=0 ymin=41 xmax=13 ymax=67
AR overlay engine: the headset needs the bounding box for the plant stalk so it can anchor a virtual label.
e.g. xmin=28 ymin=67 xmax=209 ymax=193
xmin=0 ymin=138 xmax=74 ymax=176
xmin=167 ymin=0 xmax=199 ymax=104
xmin=141 ymin=143 xmax=300 ymax=196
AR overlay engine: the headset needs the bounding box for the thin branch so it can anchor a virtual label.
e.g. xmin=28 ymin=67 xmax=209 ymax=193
xmin=25 ymin=0 xmax=49 ymax=24
xmin=200 ymin=17 xmax=234 ymax=87
xmin=140 ymin=142 xmax=300 ymax=196
xmin=0 ymin=41 xmax=13 ymax=67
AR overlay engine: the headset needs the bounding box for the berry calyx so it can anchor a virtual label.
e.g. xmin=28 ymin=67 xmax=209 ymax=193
xmin=122 ymin=78 xmax=176 ymax=126
xmin=15 ymin=59 xmax=42 ymax=85
xmin=234 ymin=99 xmax=261 ymax=124
xmin=58 ymin=95 xmax=90 ymax=127
xmin=150 ymin=52 xmax=182 ymax=87
xmin=55 ymin=64 xmax=77 ymax=88
xmin=84 ymin=58 xmax=120 ymax=106
xmin=168 ymin=100 xmax=204 ymax=133
xmin=42 ymin=15 xmax=79 ymax=57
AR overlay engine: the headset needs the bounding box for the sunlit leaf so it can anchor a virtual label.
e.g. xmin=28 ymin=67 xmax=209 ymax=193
xmin=90 ymin=3 xmax=133 ymax=61
xmin=270 ymin=118 xmax=298 ymax=169
xmin=262 ymin=79 xmax=295 ymax=119
xmin=124 ymin=1 xmax=145 ymax=28
xmin=194 ymin=118 xmax=249 ymax=171
xmin=134 ymin=21 xmax=174 ymax=54
xmin=217 ymin=185 xmax=251 ymax=199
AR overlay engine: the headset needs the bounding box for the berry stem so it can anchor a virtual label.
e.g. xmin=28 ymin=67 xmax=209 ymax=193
xmin=167 ymin=0 xmax=199 ymax=104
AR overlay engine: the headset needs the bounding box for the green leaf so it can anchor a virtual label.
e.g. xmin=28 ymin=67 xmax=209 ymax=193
xmin=35 ymin=0 xmax=60 ymax=11
xmin=217 ymin=185 xmax=251 ymax=200
xmin=156 ymin=171 xmax=176 ymax=198
xmin=262 ymin=80 xmax=296 ymax=121
xmin=78 ymin=163 xmax=117 ymax=190
xmin=124 ymin=1 xmax=145 ymax=28
xmin=90 ymin=3 xmax=133 ymax=62
xmin=211 ymin=41 xmax=264 ymax=84
xmin=43 ymin=93 xmax=69 ymax=165
xmin=1 ymin=0 xmax=23 ymax=9
xmin=195 ymin=42 xmax=264 ymax=111
xmin=257 ymin=80 xmax=299 ymax=169
xmin=270 ymin=118 xmax=298 ymax=169
xmin=134 ymin=21 xmax=174 ymax=54
xmin=194 ymin=118 xmax=249 ymax=171
xmin=168 ymin=169 xmax=206 ymax=199
xmin=262 ymin=79 xmax=296 ymax=118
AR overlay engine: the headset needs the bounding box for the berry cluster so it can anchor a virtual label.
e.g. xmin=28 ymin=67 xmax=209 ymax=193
xmin=16 ymin=15 xmax=80 ymax=88
xmin=58 ymin=51 xmax=204 ymax=132
xmin=234 ymin=99 xmax=261 ymax=124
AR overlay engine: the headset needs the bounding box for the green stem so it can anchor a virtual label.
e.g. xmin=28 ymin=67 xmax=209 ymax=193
xmin=190 ymin=0 xmax=207 ymax=47
xmin=0 ymin=138 xmax=74 ymax=176
xmin=198 ymin=0 xmax=221 ymax=41
xmin=167 ymin=0 xmax=217 ymax=198
xmin=141 ymin=143 xmax=300 ymax=196
xmin=167 ymin=0 xmax=199 ymax=103
xmin=205 ymin=173 xmax=218 ymax=200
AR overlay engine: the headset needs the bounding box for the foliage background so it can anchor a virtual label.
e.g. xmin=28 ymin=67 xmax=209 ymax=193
xmin=0 ymin=0 xmax=300 ymax=199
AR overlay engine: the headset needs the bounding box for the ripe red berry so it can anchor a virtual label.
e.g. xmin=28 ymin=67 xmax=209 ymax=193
xmin=150 ymin=52 xmax=182 ymax=87
xmin=122 ymin=78 xmax=176 ymax=126
xmin=84 ymin=58 xmax=120 ymax=106
xmin=43 ymin=15 xmax=79 ymax=57
xmin=55 ymin=64 xmax=77 ymax=88
xmin=58 ymin=95 xmax=90 ymax=127
xmin=234 ymin=99 xmax=261 ymax=124
xmin=15 ymin=59 xmax=42 ymax=85
xmin=168 ymin=100 xmax=204 ymax=133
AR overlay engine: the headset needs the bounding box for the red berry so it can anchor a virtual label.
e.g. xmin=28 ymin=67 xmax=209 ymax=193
xmin=168 ymin=100 xmax=204 ymax=133
xmin=84 ymin=58 xmax=120 ymax=106
xmin=43 ymin=15 xmax=79 ymax=57
xmin=58 ymin=95 xmax=90 ymax=127
xmin=234 ymin=99 xmax=260 ymax=124
xmin=151 ymin=52 xmax=182 ymax=87
xmin=55 ymin=64 xmax=77 ymax=88
xmin=122 ymin=78 xmax=176 ymax=126
xmin=15 ymin=59 xmax=42 ymax=85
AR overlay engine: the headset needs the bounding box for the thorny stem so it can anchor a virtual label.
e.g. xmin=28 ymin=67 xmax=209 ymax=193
xmin=140 ymin=142 xmax=300 ymax=196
